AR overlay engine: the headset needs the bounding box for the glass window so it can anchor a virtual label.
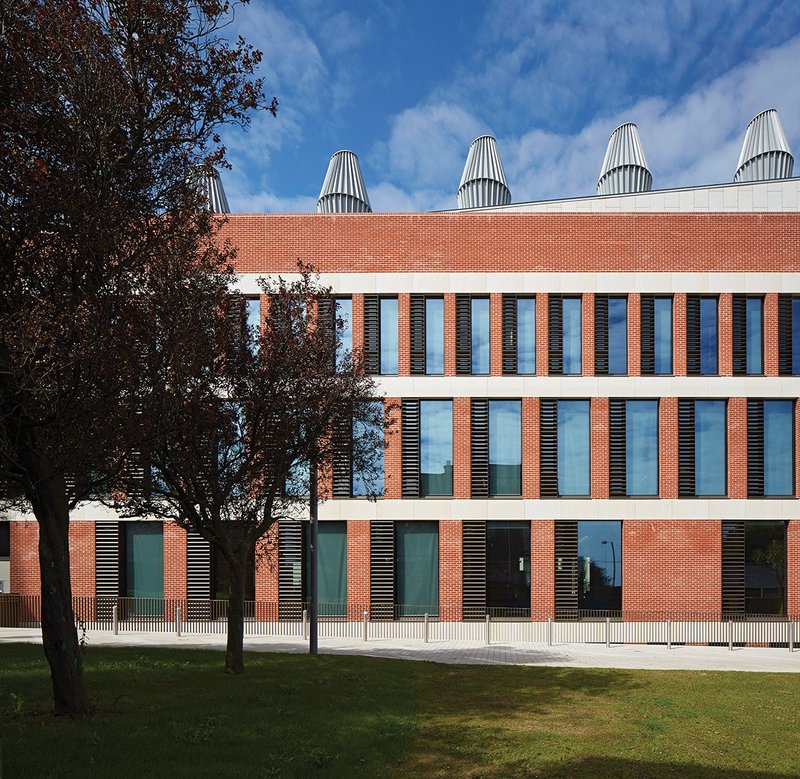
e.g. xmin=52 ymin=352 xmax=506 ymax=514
xmin=124 ymin=523 xmax=163 ymax=614
xmin=517 ymin=297 xmax=536 ymax=374
xmin=425 ymin=298 xmax=444 ymax=375
xmin=764 ymin=400 xmax=793 ymax=496
xmin=792 ymin=298 xmax=800 ymax=375
xmin=700 ymin=297 xmax=718 ymax=375
xmin=379 ymin=298 xmax=399 ymax=374
xmin=420 ymin=400 xmax=452 ymax=497
xmin=745 ymin=297 xmax=763 ymax=375
xmin=352 ymin=401 xmax=384 ymax=497
xmin=396 ymin=521 xmax=439 ymax=616
xmin=745 ymin=522 xmax=786 ymax=615
xmin=318 ymin=522 xmax=347 ymax=616
xmin=578 ymin=521 xmax=622 ymax=611
xmin=246 ymin=298 xmax=261 ymax=352
xmin=335 ymin=297 xmax=352 ymax=369
xmin=285 ymin=459 xmax=309 ymax=498
xmin=486 ymin=521 xmax=531 ymax=613
xmin=558 ymin=400 xmax=590 ymax=496
xmin=471 ymin=298 xmax=490 ymax=374
xmin=608 ymin=297 xmax=627 ymax=375
xmin=563 ymin=297 xmax=582 ymax=375
xmin=695 ymin=400 xmax=726 ymax=496
xmin=654 ymin=297 xmax=673 ymax=374
xmin=626 ymin=400 xmax=658 ymax=496
xmin=489 ymin=400 xmax=521 ymax=496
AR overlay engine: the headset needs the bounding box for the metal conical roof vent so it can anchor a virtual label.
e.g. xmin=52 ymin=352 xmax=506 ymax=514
xmin=457 ymin=135 xmax=511 ymax=208
xmin=597 ymin=123 xmax=652 ymax=195
xmin=734 ymin=109 xmax=794 ymax=183
xmin=317 ymin=150 xmax=372 ymax=213
xmin=195 ymin=167 xmax=230 ymax=213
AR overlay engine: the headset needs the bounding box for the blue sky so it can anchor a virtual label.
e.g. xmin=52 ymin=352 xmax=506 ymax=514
xmin=222 ymin=0 xmax=800 ymax=213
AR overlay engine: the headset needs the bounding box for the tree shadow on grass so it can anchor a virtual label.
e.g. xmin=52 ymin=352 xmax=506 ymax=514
xmin=539 ymin=756 xmax=796 ymax=778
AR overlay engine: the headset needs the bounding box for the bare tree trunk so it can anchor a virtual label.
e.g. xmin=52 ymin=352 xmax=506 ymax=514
xmin=225 ymin=554 xmax=246 ymax=675
xmin=32 ymin=475 xmax=90 ymax=716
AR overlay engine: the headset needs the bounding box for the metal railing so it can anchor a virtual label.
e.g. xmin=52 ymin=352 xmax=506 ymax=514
xmin=0 ymin=595 xmax=796 ymax=650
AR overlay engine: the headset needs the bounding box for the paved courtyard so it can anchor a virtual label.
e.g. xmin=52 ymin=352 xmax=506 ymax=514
xmin=2 ymin=627 xmax=799 ymax=672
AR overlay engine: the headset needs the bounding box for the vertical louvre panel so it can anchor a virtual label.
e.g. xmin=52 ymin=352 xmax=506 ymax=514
xmin=462 ymin=520 xmax=487 ymax=619
xmin=548 ymin=295 xmax=563 ymax=374
xmin=363 ymin=294 xmax=380 ymax=374
xmin=401 ymin=399 xmax=421 ymax=498
xmin=608 ymin=399 xmax=627 ymax=497
xmin=502 ymin=294 xmax=518 ymax=375
xmin=455 ymin=295 xmax=472 ymax=375
xmin=332 ymin=413 xmax=353 ymax=498
xmin=747 ymin=399 xmax=765 ymax=497
xmin=732 ymin=295 xmax=747 ymax=375
xmin=778 ymin=294 xmax=793 ymax=375
xmin=686 ymin=295 xmax=701 ymax=375
xmin=278 ymin=521 xmax=304 ymax=618
xmin=226 ymin=294 xmax=246 ymax=354
xmin=370 ymin=521 xmax=395 ymax=619
xmin=95 ymin=521 xmax=120 ymax=620
xmin=594 ymin=295 xmax=609 ymax=375
xmin=554 ymin=521 xmax=578 ymax=620
xmin=640 ymin=295 xmax=655 ymax=374
xmin=409 ymin=294 xmax=425 ymax=374
xmin=678 ymin=400 xmax=695 ymax=497
xmin=187 ymin=531 xmax=212 ymax=619
xmin=539 ymin=399 xmax=559 ymax=497
xmin=317 ymin=296 xmax=335 ymax=369
xmin=721 ymin=520 xmax=745 ymax=617
xmin=470 ymin=399 xmax=489 ymax=498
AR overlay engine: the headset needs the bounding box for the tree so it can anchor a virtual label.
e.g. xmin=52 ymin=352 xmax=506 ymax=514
xmin=0 ymin=0 xmax=274 ymax=714
xmin=119 ymin=269 xmax=387 ymax=675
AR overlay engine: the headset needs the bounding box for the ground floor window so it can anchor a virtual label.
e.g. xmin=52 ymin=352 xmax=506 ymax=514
xmin=577 ymin=521 xmax=622 ymax=612
xmin=395 ymin=521 xmax=438 ymax=616
xmin=311 ymin=522 xmax=348 ymax=616
xmin=745 ymin=522 xmax=786 ymax=615
xmin=122 ymin=522 xmax=163 ymax=600
xmin=486 ymin=521 xmax=531 ymax=614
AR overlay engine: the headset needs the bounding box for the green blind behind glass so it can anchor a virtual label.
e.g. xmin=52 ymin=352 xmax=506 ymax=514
xmin=125 ymin=523 xmax=164 ymax=599
xmin=396 ymin=521 xmax=438 ymax=616
xmin=318 ymin=522 xmax=347 ymax=615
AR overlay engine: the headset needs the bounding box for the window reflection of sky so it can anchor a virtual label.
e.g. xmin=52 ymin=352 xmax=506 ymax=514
xmin=695 ymin=400 xmax=725 ymax=495
xmin=654 ymin=298 xmax=672 ymax=374
xmin=700 ymin=297 xmax=718 ymax=374
xmin=420 ymin=400 xmax=452 ymax=479
xmin=471 ymin=298 xmax=490 ymax=374
xmin=626 ymin=400 xmax=658 ymax=495
xmin=379 ymin=298 xmax=398 ymax=374
xmin=578 ymin=521 xmax=621 ymax=587
xmin=563 ymin=298 xmax=582 ymax=374
xmin=558 ymin=400 xmax=589 ymax=495
xmin=517 ymin=298 xmax=536 ymax=374
xmin=425 ymin=298 xmax=444 ymax=374
xmin=608 ymin=297 xmax=627 ymax=375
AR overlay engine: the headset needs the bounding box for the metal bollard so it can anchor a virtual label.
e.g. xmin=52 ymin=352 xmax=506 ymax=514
xmin=424 ymin=612 xmax=429 ymax=644
xmin=728 ymin=619 xmax=733 ymax=651
xmin=302 ymin=609 xmax=308 ymax=640
xmin=485 ymin=613 xmax=491 ymax=645
xmin=789 ymin=621 xmax=795 ymax=653
xmin=667 ymin=619 xmax=672 ymax=650
xmin=176 ymin=606 xmax=181 ymax=637
xmin=605 ymin=616 xmax=611 ymax=648
xmin=112 ymin=604 xmax=118 ymax=636
xmin=362 ymin=610 xmax=368 ymax=642
xmin=547 ymin=616 xmax=552 ymax=647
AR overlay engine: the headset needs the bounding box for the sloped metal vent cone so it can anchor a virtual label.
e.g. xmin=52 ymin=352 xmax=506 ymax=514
xmin=597 ymin=123 xmax=652 ymax=195
xmin=317 ymin=150 xmax=372 ymax=213
xmin=195 ymin=167 xmax=230 ymax=213
xmin=457 ymin=135 xmax=511 ymax=208
xmin=734 ymin=109 xmax=794 ymax=183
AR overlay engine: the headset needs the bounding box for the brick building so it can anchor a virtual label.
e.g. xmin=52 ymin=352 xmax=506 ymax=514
xmin=6 ymin=111 xmax=800 ymax=622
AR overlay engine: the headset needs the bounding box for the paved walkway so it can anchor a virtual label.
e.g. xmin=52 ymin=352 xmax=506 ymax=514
xmin=2 ymin=627 xmax=800 ymax=672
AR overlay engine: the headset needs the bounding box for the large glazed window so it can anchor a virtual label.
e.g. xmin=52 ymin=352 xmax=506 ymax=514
xmin=123 ymin=523 xmax=163 ymax=610
xmin=577 ymin=521 xmax=621 ymax=611
xmin=471 ymin=298 xmax=490 ymax=375
xmin=489 ymin=400 xmax=522 ymax=496
xmin=317 ymin=522 xmax=347 ymax=616
xmin=517 ymin=297 xmax=536 ymax=374
xmin=745 ymin=522 xmax=786 ymax=615
xmin=557 ymin=400 xmax=590 ymax=496
xmin=563 ymin=297 xmax=582 ymax=375
xmin=420 ymin=400 xmax=453 ymax=496
xmin=749 ymin=400 xmax=794 ymax=497
xmin=425 ymin=298 xmax=444 ymax=374
xmin=695 ymin=400 xmax=726 ymax=496
xmin=486 ymin=521 xmax=531 ymax=614
xmin=687 ymin=295 xmax=718 ymax=375
xmin=626 ymin=400 xmax=658 ymax=496
xmin=334 ymin=297 xmax=352 ymax=369
xmin=654 ymin=297 xmax=673 ymax=374
xmin=596 ymin=296 xmax=627 ymax=374
xmin=351 ymin=401 xmax=385 ymax=497
xmin=379 ymin=298 xmax=399 ymax=374
xmin=396 ymin=521 xmax=439 ymax=616
xmin=733 ymin=296 xmax=763 ymax=375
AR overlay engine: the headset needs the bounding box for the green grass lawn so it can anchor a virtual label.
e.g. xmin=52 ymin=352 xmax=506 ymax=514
xmin=1 ymin=643 xmax=798 ymax=778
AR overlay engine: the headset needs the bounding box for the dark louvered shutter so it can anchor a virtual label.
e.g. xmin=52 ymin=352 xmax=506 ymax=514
xmin=278 ymin=521 xmax=304 ymax=618
xmin=502 ymin=295 xmax=518 ymax=375
xmin=721 ymin=520 xmax=745 ymax=617
xmin=640 ymin=295 xmax=655 ymax=375
xmin=363 ymin=294 xmax=380 ymax=374
xmin=317 ymin=296 xmax=335 ymax=369
xmin=370 ymin=521 xmax=395 ymax=619
xmin=470 ymin=399 xmax=489 ymax=498
xmin=409 ymin=294 xmax=425 ymax=374
xmin=456 ymin=294 xmax=472 ymax=374
xmin=594 ymin=295 xmax=609 ymax=375
xmin=747 ymin=399 xmax=765 ymax=497
xmin=187 ymin=531 xmax=212 ymax=618
xmin=95 ymin=521 xmax=120 ymax=619
xmin=462 ymin=521 xmax=487 ymax=619
xmin=554 ymin=521 xmax=578 ymax=620
xmin=778 ymin=294 xmax=793 ymax=375
xmin=686 ymin=296 xmax=701 ymax=375
xmin=540 ymin=399 xmax=559 ymax=497
xmin=332 ymin=413 xmax=353 ymax=498
xmin=609 ymin=399 xmax=627 ymax=497
xmin=678 ymin=400 xmax=695 ymax=496
xmin=548 ymin=295 xmax=563 ymax=374
xmin=401 ymin=399 xmax=421 ymax=498
xmin=732 ymin=295 xmax=747 ymax=375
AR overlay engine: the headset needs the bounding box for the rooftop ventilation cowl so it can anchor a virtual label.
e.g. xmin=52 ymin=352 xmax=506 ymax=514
xmin=597 ymin=123 xmax=652 ymax=196
xmin=734 ymin=109 xmax=794 ymax=183
xmin=194 ymin=167 xmax=230 ymax=213
xmin=317 ymin=150 xmax=372 ymax=213
xmin=457 ymin=135 xmax=511 ymax=208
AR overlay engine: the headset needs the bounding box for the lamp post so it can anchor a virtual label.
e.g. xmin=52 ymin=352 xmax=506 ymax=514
xmin=601 ymin=539 xmax=616 ymax=590
xmin=309 ymin=460 xmax=318 ymax=655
